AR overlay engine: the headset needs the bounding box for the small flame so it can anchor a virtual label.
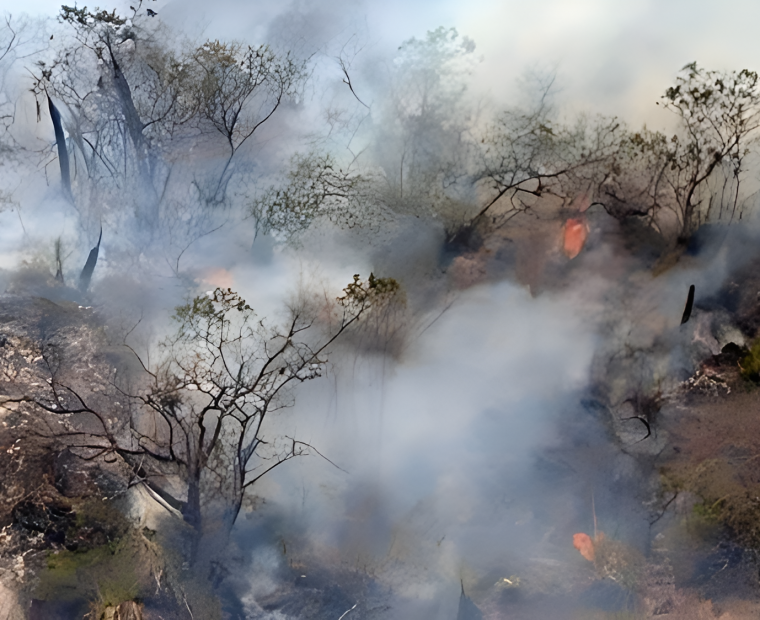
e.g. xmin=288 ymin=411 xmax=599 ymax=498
xmin=198 ymin=267 xmax=234 ymax=289
xmin=573 ymin=532 xmax=596 ymax=561
xmin=563 ymin=218 xmax=588 ymax=259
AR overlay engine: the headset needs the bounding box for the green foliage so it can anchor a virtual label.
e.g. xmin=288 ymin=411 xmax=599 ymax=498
xmin=740 ymin=339 xmax=760 ymax=382
xmin=60 ymin=6 xmax=128 ymax=28
xmin=692 ymin=499 xmax=723 ymax=523
xmin=34 ymin=501 xmax=158 ymax=607
xmin=192 ymin=40 xmax=307 ymax=150
xmin=40 ymin=543 xmax=140 ymax=605
xmin=173 ymin=288 xmax=252 ymax=326
xmin=662 ymin=63 xmax=759 ymax=143
xmin=169 ymin=277 xmax=401 ymax=353
xmin=141 ymin=275 xmax=400 ymax=538
xmin=661 ymin=461 xmax=760 ymax=549
xmin=336 ymin=274 xmax=408 ymax=357
xmin=718 ymin=492 xmax=760 ymax=549
xmin=337 ymin=273 xmax=402 ymax=314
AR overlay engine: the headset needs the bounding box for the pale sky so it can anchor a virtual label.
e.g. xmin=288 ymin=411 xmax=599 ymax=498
xmin=4 ymin=0 xmax=759 ymax=127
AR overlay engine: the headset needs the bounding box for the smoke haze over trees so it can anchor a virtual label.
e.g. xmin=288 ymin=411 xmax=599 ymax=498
xmin=4 ymin=2 xmax=760 ymax=618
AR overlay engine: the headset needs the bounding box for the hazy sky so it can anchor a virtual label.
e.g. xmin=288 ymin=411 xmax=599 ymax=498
xmin=6 ymin=0 xmax=760 ymax=127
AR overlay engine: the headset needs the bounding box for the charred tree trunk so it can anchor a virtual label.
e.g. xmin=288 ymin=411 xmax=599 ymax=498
xmin=107 ymin=42 xmax=159 ymax=229
xmin=47 ymin=96 xmax=72 ymax=202
xmin=183 ymin=474 xmax=202 ymax=532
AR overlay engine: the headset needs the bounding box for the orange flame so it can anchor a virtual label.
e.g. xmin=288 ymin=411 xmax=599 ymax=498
xmin=573 ymin=532 xmax=596 ymax=561
xmin=563 ymin=218 xmax=588 ymax=259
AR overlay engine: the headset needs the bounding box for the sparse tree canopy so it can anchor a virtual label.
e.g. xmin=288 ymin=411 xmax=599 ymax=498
xmin=251 ymin=151 xmax=387 ymax=241
xmin=586 ymin=64 xmax=760 ymax=241
xmin=192 ymin=39 xmax=307 ymax=203
xmin=462 ymin=62 xmax=760 ymax=247
xmin=372 ymin=27 xmax=479 ymax=220
xmin=33 ymin=4 xmax=307 ymax=245
xmin=458 ymin=103 xmax=623 ymax=247
xmin=658 ymin=62 xmax=760 ymax=239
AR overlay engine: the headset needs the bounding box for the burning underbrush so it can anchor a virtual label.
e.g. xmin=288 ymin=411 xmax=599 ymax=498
xmin=5 ymin=203 xmax=760 ymax=619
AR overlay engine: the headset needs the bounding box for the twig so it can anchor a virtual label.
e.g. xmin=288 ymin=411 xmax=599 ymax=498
xmin=293 ymin=438 xmax=350 ymax=474
xmin=338 ymin=58 xmax=369 ymax=109
xmin=183 ymin=592 xmax=194 ymax=619
xmin=649 ymin=492 xmax=678 ymax=526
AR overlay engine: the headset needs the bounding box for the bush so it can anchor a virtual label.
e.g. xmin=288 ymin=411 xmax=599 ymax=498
xmin=739 ymin=339 xmax=760 ymax=382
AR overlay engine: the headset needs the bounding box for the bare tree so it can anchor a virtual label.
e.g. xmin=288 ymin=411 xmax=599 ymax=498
xmin=0 ymin=15 xmax=26 ymax=139
xmin=191 ymin=40 xmax=307 ymax=204
xmin=132 ymin=276 xmax=399 ymax=536
xmin=8 ymin=275 xmax=402 ymax=566
xmin=0 ymin=14 xmax=46 ymax=208
xmin=657 ymin=62 xmax=760 ymax=240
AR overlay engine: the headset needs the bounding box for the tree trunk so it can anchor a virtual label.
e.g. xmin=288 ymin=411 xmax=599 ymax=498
xmin=183 ymin=475 xmax=202 ymax=531
xmin=108 ymin=44 xmax=159 ymax=229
